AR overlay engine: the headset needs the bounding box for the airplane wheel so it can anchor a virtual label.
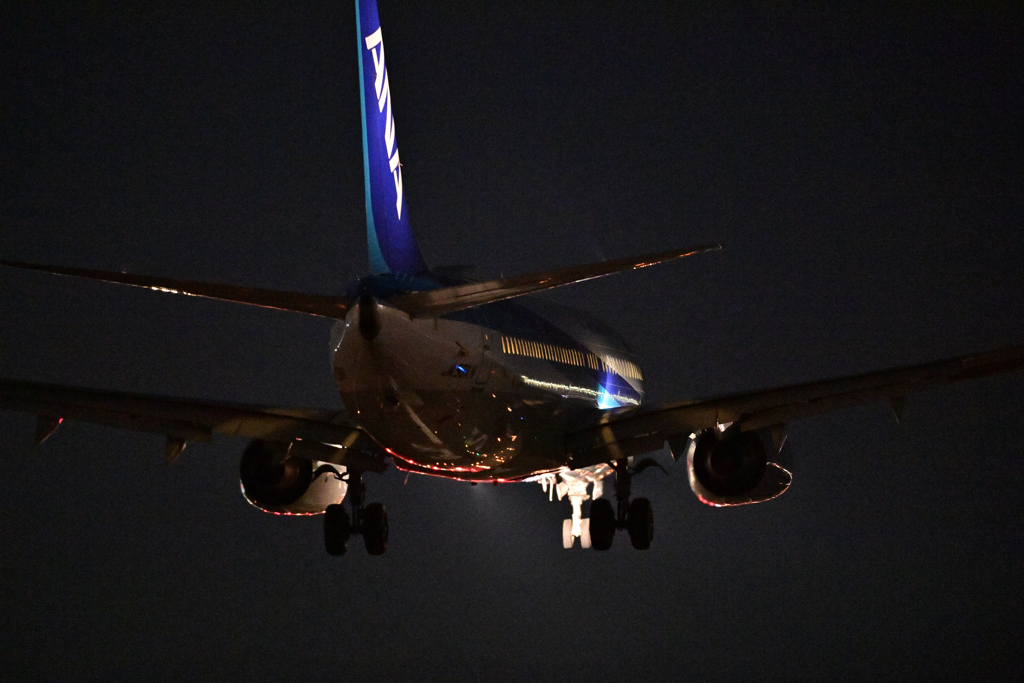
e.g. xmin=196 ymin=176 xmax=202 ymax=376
xmin=562 ymin=519 xmax=574 ymax=549
xmin=589 ymin=498 xmax=615 ymax=551
xmin=627 ymin=497 xmax=654 ymax=550
xmin=579 ymin=518 xmax=592 ymax=549
xmin=324 ymin=504 xmax=351 ymax=556
xmin=363 ymin=502 xmax=388 ymax=555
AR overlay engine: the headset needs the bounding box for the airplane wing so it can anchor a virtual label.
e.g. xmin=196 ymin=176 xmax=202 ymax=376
xmin=0 ymin=378 xmax=386 ymax=471
xmin=566 ymin=343 xmax=1024 ymax=466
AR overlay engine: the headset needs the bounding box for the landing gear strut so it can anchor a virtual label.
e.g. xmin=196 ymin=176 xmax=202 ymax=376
xmin=323 ymin=469 xmax=389 ymax=556
xmin=589 ymin=459 xmax=654 ymax=551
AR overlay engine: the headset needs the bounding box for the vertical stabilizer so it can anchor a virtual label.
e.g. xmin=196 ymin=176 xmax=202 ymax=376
xmin=356 ymin=0 xmax=427 ymax=275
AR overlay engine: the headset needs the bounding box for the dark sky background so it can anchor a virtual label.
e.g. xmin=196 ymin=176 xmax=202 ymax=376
xmin=2 ymin=2 xmax=1023 ymax=680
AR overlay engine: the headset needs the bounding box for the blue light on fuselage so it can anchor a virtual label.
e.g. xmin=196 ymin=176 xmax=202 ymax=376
xmin=597 ymin=385 xmax=623 ymax=409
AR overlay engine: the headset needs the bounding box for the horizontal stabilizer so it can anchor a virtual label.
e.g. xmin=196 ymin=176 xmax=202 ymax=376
xmin=389 ymin=244 xmax=721 ymax=318
xmin=0 ymin=260 xmax=352 ymax=319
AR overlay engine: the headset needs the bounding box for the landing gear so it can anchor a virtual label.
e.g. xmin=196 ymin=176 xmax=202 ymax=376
xmin=322 ymin=469 xmax=388 ymax=556
xmin=588 ymin=460 xmax=655 ymax=551
xmin=626 ymin=497 xmax=654 ymax=550
xmin=548 ymin=468 xmax=608 ymax=549
xmin=589 ymin=498 xmax=616 ymax=551
xmin=362 ymin=502 xmax=388 ymax=555
xmin=324 ymin=504 xmax=351 ymax=556
xmin=562 ymin=518 xmax=591 ymax=549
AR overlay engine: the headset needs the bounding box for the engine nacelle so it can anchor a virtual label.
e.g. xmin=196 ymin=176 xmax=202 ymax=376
xmin=681 ymin=428 xmax=792 ymax=507
xmin=239 ymin=439 xmax=348 ymax=515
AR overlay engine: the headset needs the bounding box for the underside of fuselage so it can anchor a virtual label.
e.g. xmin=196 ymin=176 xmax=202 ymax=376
xmin=332 ymin=278 xmax=645 ymax=481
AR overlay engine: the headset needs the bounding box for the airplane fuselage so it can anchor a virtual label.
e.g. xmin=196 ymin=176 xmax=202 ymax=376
xmin=332 ymin=275 xmax=645 ymax=481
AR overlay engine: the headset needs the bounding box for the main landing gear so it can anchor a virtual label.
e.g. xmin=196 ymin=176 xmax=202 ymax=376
xmin=588 ymin=460 xmax=654 ymax=551
xmin=324 ymin=469 xmax=389 ymax=556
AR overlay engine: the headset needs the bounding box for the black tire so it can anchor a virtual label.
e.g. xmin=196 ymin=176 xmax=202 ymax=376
xmin=589 ymin=498 xmax=616 ymax=551
xmin=324 ymin=504 xmax=351 ymax=556
xmin=363 ymin=502 xmax=389 ymax=556
xmin=627 ymin=497 xmax=654 ymax=550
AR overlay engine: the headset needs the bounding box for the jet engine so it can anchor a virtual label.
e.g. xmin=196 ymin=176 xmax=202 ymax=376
xmin=239 ymin=439 xmax=349 ymax=515
xmin=680 ymin=427 xmax=792 ymax=507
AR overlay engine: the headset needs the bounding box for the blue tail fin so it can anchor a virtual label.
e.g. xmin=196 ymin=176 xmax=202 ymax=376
xmin=356 ymin=0 xmax=427 ymax=275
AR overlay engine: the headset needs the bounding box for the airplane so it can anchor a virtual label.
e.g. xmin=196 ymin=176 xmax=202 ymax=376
xmin=2 ymin=0 xmax=1022 ymax=557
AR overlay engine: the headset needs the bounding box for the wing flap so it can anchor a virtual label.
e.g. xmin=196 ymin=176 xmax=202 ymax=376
xmin=388 ymin=244 xmax=721 ymax=318
xmin=0 ymin=260 xmax=351 ymax=319
xmin=567 ymin=343 xmax=1024 ymax=467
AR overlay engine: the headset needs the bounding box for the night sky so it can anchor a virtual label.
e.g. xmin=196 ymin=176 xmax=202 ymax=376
xmin=2 ymin=2 xmax=1023 ymax=680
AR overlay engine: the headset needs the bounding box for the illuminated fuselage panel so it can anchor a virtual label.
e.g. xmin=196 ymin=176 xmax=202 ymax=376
xmin=331 ymin=280 xmax=643 ymax=481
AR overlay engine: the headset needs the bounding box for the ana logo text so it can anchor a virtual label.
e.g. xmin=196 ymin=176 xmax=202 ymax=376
xmin=364 ymin=27 xmax=404 ymax=220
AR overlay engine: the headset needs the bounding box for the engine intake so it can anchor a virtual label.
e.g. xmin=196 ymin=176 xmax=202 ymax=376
xmin=680 ymin=427 xmax=792 ymax=507
xmin=240 ymin=440 xmax=313 ymax=507
xmin=692 ymin=429 xmax=767 ymax=497
xmin=239 ymin=439 xmax=349 ymax=515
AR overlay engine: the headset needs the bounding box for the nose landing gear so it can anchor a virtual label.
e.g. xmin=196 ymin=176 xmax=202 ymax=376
xmin=540 ymin=466 xmax=608 ymax=549
xmin=324 ymin=469 xmax=389 ymax=556
xmin=562 ymin=517 xmax=591 ymax=549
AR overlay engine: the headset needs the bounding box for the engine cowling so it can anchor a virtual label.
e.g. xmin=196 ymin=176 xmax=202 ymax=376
xmin=683 ymin=428 xmax=792 ymax=507
xmin=239 ymin=439 xmax=348 ymax=515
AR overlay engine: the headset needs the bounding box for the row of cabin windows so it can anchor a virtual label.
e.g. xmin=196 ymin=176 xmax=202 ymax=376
xmin=499 ymin=335 xmax=643 ymax=381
